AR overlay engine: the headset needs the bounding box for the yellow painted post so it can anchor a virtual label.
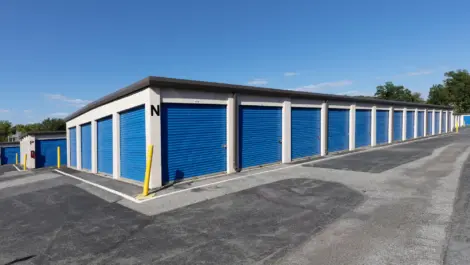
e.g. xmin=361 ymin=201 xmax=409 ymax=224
xmin=142 ymin=145 xmax=154 ymax=197
xmin=456 ymin=123 xmax=459 ymax=133
xmin=23 ymin=154 xmax=27 ymax=170
xmin=57 ymin=146 xmax=61 ymax=168
xmin=16 ymin=153 xmax=18 ymax=165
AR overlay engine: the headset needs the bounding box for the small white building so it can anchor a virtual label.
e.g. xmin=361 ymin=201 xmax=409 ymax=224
xmin=64 ymin=77 xmax=454 ymax=189
xmin=20 ymin=131 xmax=67 ymax=169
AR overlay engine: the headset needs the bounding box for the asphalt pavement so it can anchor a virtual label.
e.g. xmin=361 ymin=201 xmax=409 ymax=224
xmin=0 ymin=132 xmax=469 ymax=264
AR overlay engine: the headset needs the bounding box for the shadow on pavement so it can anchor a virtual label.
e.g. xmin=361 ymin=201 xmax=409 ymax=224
xmin=0 ymin=178 xmax=364 ymax=265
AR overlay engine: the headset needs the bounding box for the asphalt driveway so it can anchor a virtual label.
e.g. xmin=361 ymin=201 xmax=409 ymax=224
xmin=0 ymin=178 xmax=363 ymax=265
xmin=0 ymin=131 xmax=469 ymax=264
xmin=0 ymin=164 xmax=16 ymax=176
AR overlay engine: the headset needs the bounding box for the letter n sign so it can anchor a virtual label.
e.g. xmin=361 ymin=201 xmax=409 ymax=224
xmin=151 ymin=105 xmax=160 ymax=117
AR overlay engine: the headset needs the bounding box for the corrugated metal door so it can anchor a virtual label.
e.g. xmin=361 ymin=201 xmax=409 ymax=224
xmin=80 ymin=123 xmax=92 ymax=170
xmin=162 ymin=103 xmax=227 ymax=183
xmin=355 ymin=109 xmax=371 ymax=148
xmin=376 ymin=110 xmax=389 ymax=144
xmin=291 ymin=107 xmax=321 ymax=159
xmin=97 ymin=116 xmax=113 ymax=175
xmin=1 ymin=146 xmax=20 ymax=165
xmin=239 ymin=106 xmax=282 ymax=169
xmin=120 ymin=105 xmax=146 ymax=182
xmin=69 ymin=127 xmax=77 ymax=167
xmin=328 ymin=109 xmax=349 ymax=153
xmin=427 ymin=111 xmax=432 ymax=135
xmin=406 ymin=111 xmax=414 ymax=139
xmin=417 ymin=111 xmax=424 ymax=137
xmin=464 ymin=116 xmax=470 ymax=126
xmin=442 ymin=113 xmax=447 ymax=132
xmin=435 ymin=113 xmax=440 ymax=133
xmin=393 ymin=110 xmax=402 ymax=141
xmin=36 ymin=139 xmax=67 ymax=168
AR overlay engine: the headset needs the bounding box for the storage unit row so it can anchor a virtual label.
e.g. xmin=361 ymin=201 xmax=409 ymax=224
xmin=65 ymin=77 xmax=453 ymax=189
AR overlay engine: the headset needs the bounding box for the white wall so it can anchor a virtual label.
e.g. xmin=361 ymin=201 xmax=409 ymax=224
xmin=19 ymin=136 xmax=34 ymax=168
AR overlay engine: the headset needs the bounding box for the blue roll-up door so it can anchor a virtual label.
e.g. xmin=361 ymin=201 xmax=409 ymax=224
xmin=417 ymin=111 xmax=424 ymax=137
xmin=120 ymin=105 xmax=146 ymax=182
xmin=162 ymin=103 xmax=227 ymax=183
xmin=464 ymin=116 xmax=470 ymax=127
xmin=291 ymin=107 xmax=321 ymax=159
xmin=442 ymin=113 xmax=447 ymax=132
xmin=435 ymin=113 xmax=440 ymax=133
xmin=427 ymin=111 xmax=432 ymax=135
xmin=376 ymin=110 xmax=389 ymax=145
xmin=328 ymin=109 xmax=349 ymax=153
xmin=69 ymin=127 xmax=77 ymax=167
xmin=36 ymin=139 xmax=67 ymax=168
xmin=1 ymin=146 xmax=20 ymax=165
xmin=406 ymin=111 xmax=414 ymax=139
xmin=239 ymin=106 xmax=282 ymax=169
xmin=80 ymin=123 xmax=92 ymax=170
xmin=393 ymin=110 xmax=403 ymax=141
xmin=355 ymin=109 xmax=371 ymax=148
xmin=97 ymin=116 xmax=113 ymax=175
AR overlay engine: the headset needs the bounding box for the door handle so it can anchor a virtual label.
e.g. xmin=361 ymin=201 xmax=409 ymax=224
xmin=278 ymin=139 xmax=282 ymax=144
xmin=222 ymin=144 xmax=227 ymax=148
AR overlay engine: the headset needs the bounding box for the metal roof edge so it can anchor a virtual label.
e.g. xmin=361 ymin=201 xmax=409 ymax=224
xmin=64 ymin=77 xmax=151 ymax=122
xmin=0 ymin=141 xmax=20 ymax=146
xmin=65 ymin=76 xmax=453 ymax=122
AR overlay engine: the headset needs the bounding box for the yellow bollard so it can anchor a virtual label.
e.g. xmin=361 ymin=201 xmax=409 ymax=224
xmin=456 ymin=123 xmax=459 ymax=133
xmin=23 ymin=154 xmax=27 ymax=170
xmin=141 ymin=145 xmax=154 ymax=197
xmin=57 ymin=146 xmax=61 ymax=168
xmin=16 ymin=153 xmax=18 ymax=165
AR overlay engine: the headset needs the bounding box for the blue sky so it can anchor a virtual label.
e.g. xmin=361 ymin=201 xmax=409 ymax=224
xmin=1 ymin=0 xmax=469 ymax=124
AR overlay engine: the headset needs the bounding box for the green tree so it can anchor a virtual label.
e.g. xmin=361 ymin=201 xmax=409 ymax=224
xmin=0 ymin=120 xmax=12 ymax=142
xmin=41 ymin=118 xmax=65 ymax=131
xmin=24 ymin=123 xmax=43 ymax=133
xmin=443 ymin=69 xmax=470 ymax=113
xmin=427 ymin=84 xmax=451 ymax=106
xmin=375 ymin=82 xmax=424 ymax=102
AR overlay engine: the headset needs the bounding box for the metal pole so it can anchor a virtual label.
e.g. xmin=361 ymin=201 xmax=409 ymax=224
xmin=142 ymin=145 xmax=154 ymax=197
xmin=57 ymin=146 xmax=61 ymax=168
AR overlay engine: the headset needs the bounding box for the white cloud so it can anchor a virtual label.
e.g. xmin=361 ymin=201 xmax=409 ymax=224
xmin=0 ymin=109 xmax=9 ymax=113
xmin=23 ymin=110 xmax=32 ymax=113
xmin=48 ymin=112 xmax=69 ymax=118
xmin=296 ymin=80 xmax=353 ymax=91
xmin=247 ymin=79 xmax=268 ymax=86
xmin=284 ymin=72 xmax=299 ymax=77
xmin=336 ymin=90 xmax=361 ymax=96
xmin=406 ymin=70 xmax=433 ymax=76
xmin=45 ymin=94 xmax=91 ymax=107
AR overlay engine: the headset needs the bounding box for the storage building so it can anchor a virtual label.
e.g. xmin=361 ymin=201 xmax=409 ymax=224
xmin=456 ymin=114 xmax=470 ymax=127
xmin=0 ymin=142 xmax=20 ymax=165
xmin=20 ymin=131 xmax=67 ymax=169
xmin=64 ymin=77 xmax=454 ymax=189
